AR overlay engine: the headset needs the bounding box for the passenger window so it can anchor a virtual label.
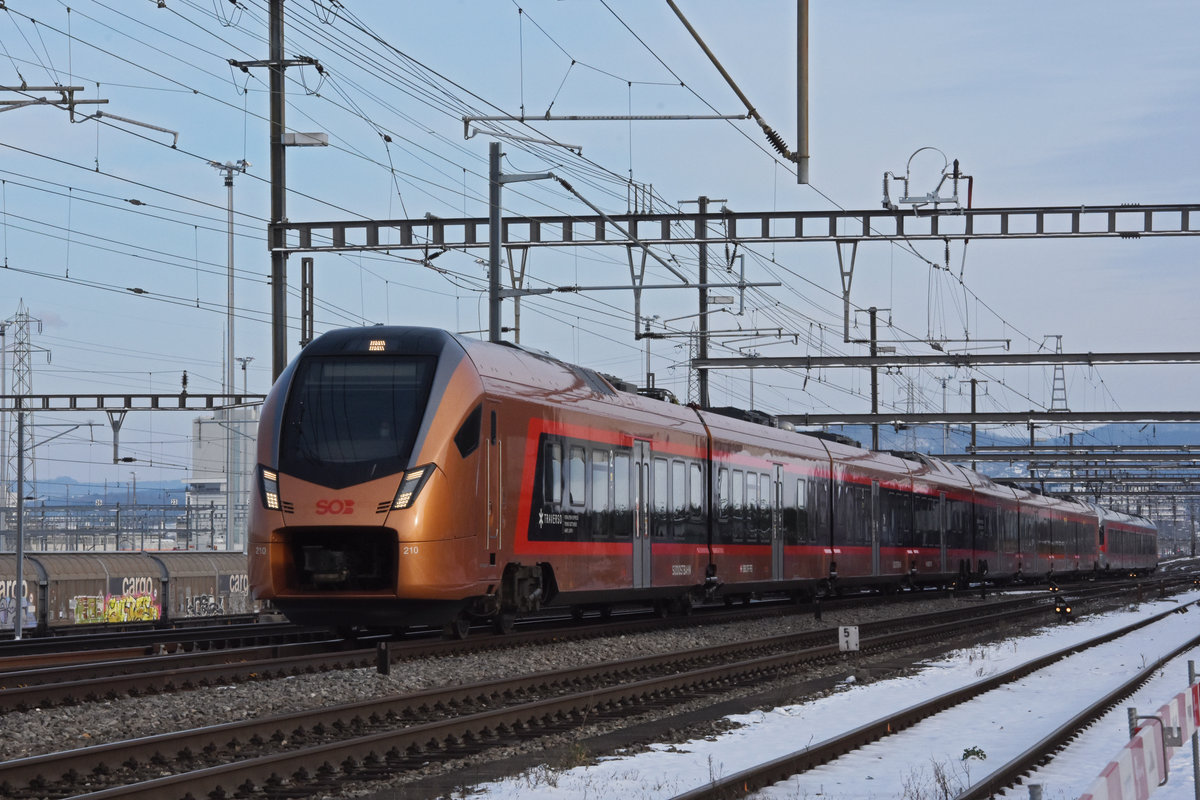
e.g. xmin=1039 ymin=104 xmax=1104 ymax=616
xmin=732 ymin=470 xmax=744 ymax=517
xmin=718 ymin=467 xmax=730 ymax=519
xmin=545 ymin=441 xmax=562 ymax=505
xmin=653 ymin=458 xmax=669 ymax=514
xmin=614 ymin=453 xmax=631 ymax=511
xmin=569 ymin=446 xmax=586 ymax=507
xmin=591 ymin=450 xmax=610 ymax=512
xmin=689 ymin=463 xmax=704 ymax=517
xmin=671 ymin=460 xmax=686 ymax=513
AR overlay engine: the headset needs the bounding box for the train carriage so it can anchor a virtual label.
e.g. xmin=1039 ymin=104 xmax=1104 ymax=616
xmin=247 ymin=326 xmax=1158 ymax=635
xmin=1 ymin=552 xmax=252 ymax=634
xmin=150 ymin=552 xmax=255 ymax=620
xmin=1094 ymin=505 xmax=1158 ymax=574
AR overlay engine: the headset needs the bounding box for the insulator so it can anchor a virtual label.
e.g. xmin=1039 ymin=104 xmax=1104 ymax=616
xmin=762 ymin=125 xmax=789 ymax=158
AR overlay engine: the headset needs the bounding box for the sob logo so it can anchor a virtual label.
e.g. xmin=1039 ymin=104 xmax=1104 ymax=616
xmin=315 ymin=499 xmax=356 ymax=515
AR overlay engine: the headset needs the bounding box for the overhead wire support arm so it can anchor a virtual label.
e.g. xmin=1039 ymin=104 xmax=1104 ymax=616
xmin=665 ymin=0 xmax=799 ymax=164
xmin=463 ymin=113 xmax=747 ymax=135
xmin=90 ymin=111 xmax=179 ymax=148
xmin=466 ymin=126 xmax=583 ymax=154
xmin=497 ymin=279 xmax=779 ymax=299
xmin=0 ymin=85 xmax=107 ymax=115
xmin=228 ymin=56 xmax=322 ymax=71
xmin=553 ymin=176 xmax=690 ymax=283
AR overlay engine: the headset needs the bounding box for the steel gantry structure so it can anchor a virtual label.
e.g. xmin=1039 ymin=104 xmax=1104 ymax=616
xmin=273 ymin=196 xmax=1200 ymax=505
xmin=277 ymin=202 xmax=1200 ymax=254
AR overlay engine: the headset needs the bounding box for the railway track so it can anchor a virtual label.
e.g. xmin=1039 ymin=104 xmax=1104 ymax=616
xmin=0 ymin=582 xmax=1142 ymax=711
xmin=0 ymin=587 xmax=920 ymax=706
xmin=668 ymin=595 xmax=1200 ymax=800
xmin=0 ymin=582 xmax=1172 ymax=800
xmin=0 ymin=619 xmax=312 ymax=665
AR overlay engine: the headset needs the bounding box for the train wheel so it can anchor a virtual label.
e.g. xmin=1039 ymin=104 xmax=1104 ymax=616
xmin=654 ymin=601 xmax=670 ymax=618
xmin=493 ymin=611 xmax=516 ymax=635
xmin=599 ymin=606 xmax=613 ymax=620
xmin=570 ymin=606 xmax=585 ymax=621
xmin=443 ymin=615 xmax=471 ymax=640
xmin=672 ymin=594 xmax=694 ymax=616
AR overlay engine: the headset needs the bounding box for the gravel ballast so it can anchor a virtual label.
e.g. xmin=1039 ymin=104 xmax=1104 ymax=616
xmin=0 ymin=593 xmax=1052 ymax=797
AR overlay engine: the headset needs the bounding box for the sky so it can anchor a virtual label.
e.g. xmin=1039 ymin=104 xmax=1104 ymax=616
xmin=457 ymin=588 xmax=1200 ymax=800
xmin=0 ymin=1 xmax=1198 ymax=491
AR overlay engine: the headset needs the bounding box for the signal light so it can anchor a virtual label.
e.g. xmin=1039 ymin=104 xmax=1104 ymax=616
xmin=392 ymin=465 xmax=433 ymax=510
xmin=1054 ymin=597 xmax=1074 ymax=621
xmin=260 ymin=467 xmax=281 ymax=510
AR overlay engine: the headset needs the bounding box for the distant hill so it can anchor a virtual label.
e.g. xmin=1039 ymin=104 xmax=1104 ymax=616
xmin=15 ymin=476 xmax=190 ymax=507
xmin=801 ymin=422 xmax=1197 ymax=480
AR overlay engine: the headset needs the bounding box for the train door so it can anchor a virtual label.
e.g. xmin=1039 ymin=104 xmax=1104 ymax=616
xmin=870 ymin=479 xmax=880 ymax=576
xmin=938 ymin=492 xmax=947 ymax=573
xmin=486 ymin=407 xmax=502 ymax=555
xmin=771 ymin=464 xmax=784 ymax=580
xmin=633 ymin=440 xmax=652 ymax=588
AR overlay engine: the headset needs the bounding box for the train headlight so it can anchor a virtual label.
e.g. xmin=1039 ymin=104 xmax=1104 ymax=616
xmin=260 ymin=467 xmax=281 ymax=510
xmin=392 ymin=464 xmax=433 ymax=510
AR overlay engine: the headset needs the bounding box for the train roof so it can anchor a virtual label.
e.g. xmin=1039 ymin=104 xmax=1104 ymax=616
xmin=1091 ymin=503 xmax=1157 ymax=530
xmin=302 ymin=325 xmax=465 ymax=358
xmin=341 ymin=328 xmax=1131 ymax=524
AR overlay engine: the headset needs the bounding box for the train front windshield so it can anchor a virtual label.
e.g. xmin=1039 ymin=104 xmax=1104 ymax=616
xmin=278 ymin=356 xmax=436 ymax=487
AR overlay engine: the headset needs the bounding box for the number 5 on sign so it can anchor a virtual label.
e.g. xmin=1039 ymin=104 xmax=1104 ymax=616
xmin=839 ymin=625 xmax=859 ymax=652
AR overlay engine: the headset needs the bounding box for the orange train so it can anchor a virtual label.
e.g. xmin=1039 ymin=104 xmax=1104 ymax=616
xmin=247 ymin=327 xmax=1157 ymax=635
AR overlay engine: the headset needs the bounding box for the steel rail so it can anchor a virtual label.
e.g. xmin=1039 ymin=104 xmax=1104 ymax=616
xmin=668 ymin=599 xmax=1198 ymax=800
xmin=0 ymin=590 xmax=1089 ymax=798
xmin=0 ymin=590 xmax=962 ymax=708
xmin=954 ymin=621 xmax=1200 ymax=799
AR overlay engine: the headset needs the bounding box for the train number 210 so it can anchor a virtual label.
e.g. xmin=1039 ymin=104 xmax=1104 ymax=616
xmin=401 ymin=545 xmax=420 ymax=556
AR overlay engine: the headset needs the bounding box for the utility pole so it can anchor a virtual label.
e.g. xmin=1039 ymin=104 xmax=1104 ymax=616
xmin=698 ymin=195 xmax=710 ymax=409
xmin=0 ymin=322 xmax=6 ymax=533
xmin=869 ymin=307 xmax=879 ymax=450
xmin=237 ymin=357 xmax=255 ymax=396
xmin=796 ymin=0 xmax=809 ymax=184
xmin=232 ymin=2 xmax=325 ymax=377
xmin=938 ymin=376 xmax=950 ymax=454
xmin=487 ymin=142 xmax=552 ymax=343
xmin=679 ymin=195 xmax=725 ymax=409
xmin=212 ymin=159 xmax=247 ymax=553
xmin=488 ymin=142 xmax=502 ymax=343
xmin=268 ymin=0 xmax=288 ymax=379
xmin=643 ymin=316 xmax=657 ymax=389
xmin=969 ymin=378 xmax=978 ymax=471
xmin=300 ymin=257 xmax=315 ymax=347
xmin=959 ymin=378 xmax=987 ymax=471
xmin=210 ymin=160 xmax=249 ymax=400
xmin=5 ymin=304 xmax=49 ymax=507
xmin=14 ymin=412 xmax=24 ymax=639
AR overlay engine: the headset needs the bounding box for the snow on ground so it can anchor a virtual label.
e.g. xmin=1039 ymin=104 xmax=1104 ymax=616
xmin=453 ymin=590 xmax=1200 ymax=800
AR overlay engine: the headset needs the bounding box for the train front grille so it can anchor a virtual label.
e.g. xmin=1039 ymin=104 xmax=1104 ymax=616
xmin=285 ymin=527 xmax=396 ymax=591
